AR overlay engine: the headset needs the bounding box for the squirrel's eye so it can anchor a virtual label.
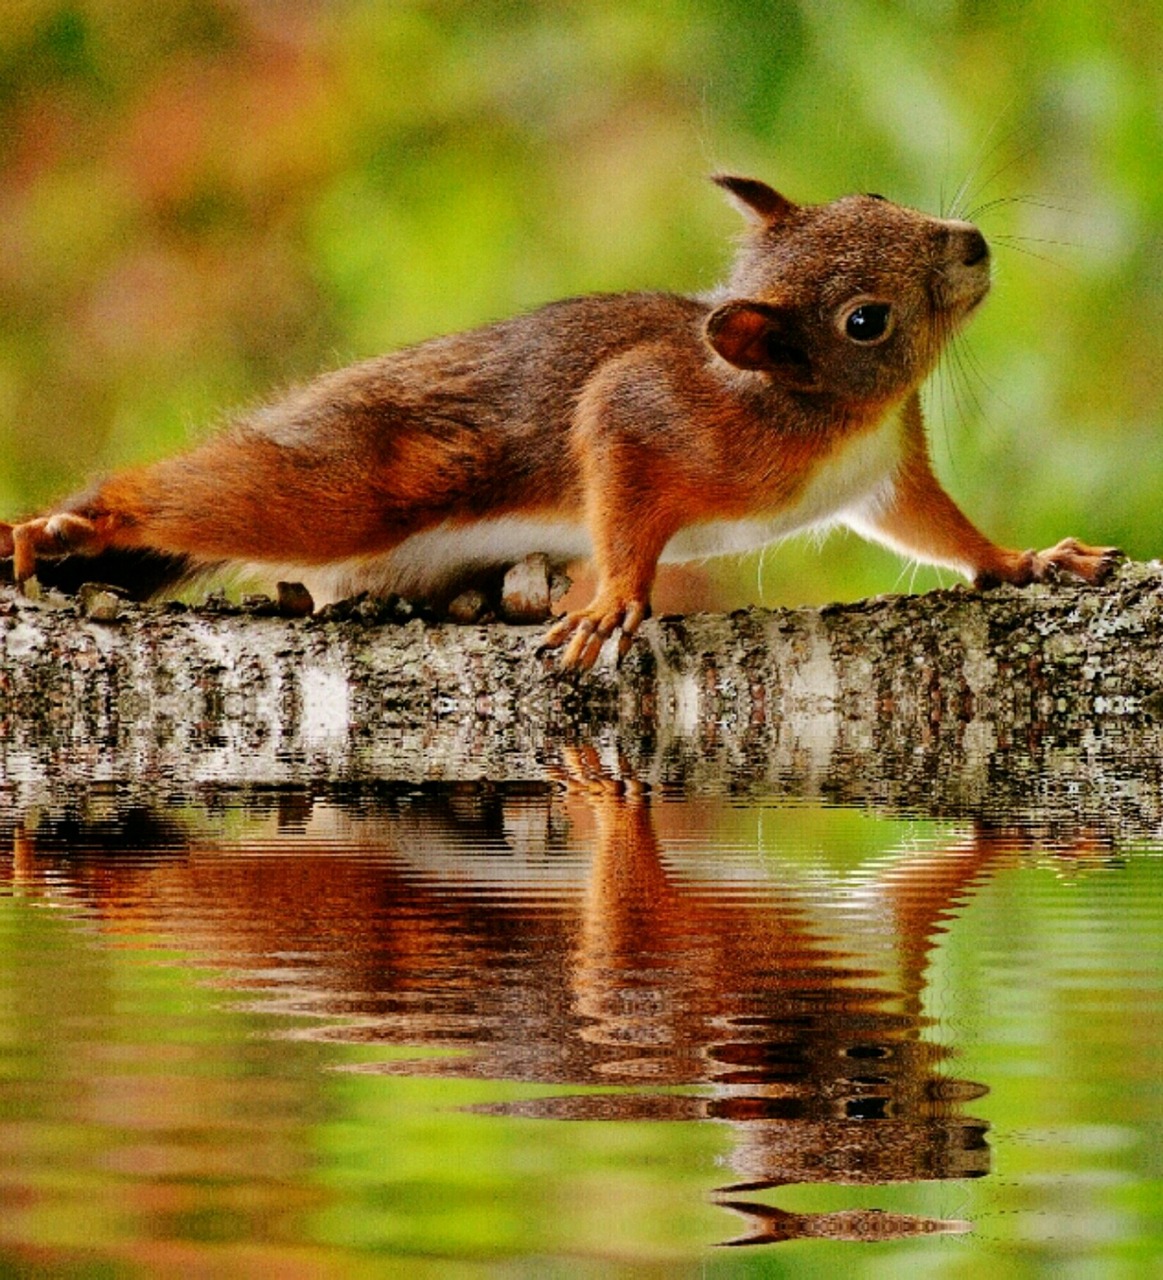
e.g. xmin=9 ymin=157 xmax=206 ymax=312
xmin=845 ymin=303 xmax=891 ymax=343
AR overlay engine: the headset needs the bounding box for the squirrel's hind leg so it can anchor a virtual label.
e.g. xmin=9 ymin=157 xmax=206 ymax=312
xmin=2 ymin=512 xmax=109 ymax=584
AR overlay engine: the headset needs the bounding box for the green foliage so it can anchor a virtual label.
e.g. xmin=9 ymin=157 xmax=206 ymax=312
xmin=1 ymin=0 xmax=1159 ymax=601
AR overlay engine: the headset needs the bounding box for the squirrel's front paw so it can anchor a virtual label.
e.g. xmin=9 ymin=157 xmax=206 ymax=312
xmin=1032 ymin=537 xmax=1123 ymax=585
xmin=541 ymin=597 xmax=650 ymax=671
xmin=975 ymin=539 xmax=1123 ymax=590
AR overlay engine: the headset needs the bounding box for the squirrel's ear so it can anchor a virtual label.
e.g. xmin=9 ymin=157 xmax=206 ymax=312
xmin=712 ymin=174 xmax=796 ymax=226
xmin=705 ymin=300 xmax=816 ymax=387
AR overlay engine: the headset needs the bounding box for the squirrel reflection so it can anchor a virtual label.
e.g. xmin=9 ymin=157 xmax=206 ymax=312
xmin=559 ymin=748 xmax=992 ymax=1244
xmin=6 ymin=760 xmax=1105 ymax=1247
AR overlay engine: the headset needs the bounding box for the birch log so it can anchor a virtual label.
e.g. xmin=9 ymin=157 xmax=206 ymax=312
xmin=2 ymin=563 xmax=1162 ymax=826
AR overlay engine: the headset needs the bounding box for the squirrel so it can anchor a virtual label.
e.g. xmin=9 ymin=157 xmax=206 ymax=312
xmin=1 ymin=174 xmax=1119 ymax=668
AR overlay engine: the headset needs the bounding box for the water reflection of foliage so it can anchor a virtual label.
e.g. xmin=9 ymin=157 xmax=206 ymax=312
xmin=13 ymin=768 xmax=1116 ymax=1245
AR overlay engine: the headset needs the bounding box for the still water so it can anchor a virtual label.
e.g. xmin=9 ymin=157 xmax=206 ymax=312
xmin=1 ymin=772 xmax=1161 ymax=1277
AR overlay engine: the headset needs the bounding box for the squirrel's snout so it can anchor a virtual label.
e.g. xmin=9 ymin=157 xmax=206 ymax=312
xmin=932 ymin=219 xmax=991 ymax=313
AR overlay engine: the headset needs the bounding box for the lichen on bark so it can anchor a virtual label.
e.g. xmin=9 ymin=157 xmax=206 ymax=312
xmin=2 ymin=562 xmax=1163 ymax=826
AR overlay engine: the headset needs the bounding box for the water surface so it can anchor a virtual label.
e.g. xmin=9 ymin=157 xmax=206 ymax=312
xmin=1 ymin=778 xmax=1160 ymax=1276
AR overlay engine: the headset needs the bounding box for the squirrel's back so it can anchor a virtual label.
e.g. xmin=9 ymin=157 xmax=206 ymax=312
xmin=28 ymin=291 xmax=712 ymax=601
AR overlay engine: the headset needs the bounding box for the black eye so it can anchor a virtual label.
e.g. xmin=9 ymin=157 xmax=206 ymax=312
xmin=845 ymin=303 xmax=891 ymax=343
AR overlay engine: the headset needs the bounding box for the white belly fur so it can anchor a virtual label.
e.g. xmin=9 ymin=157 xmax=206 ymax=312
xmin=271 ymin=517 xmax=592 ymax=605
xmin=273 ymin=405 xmax=905 ymax=604
xmin=662 ymin=406 xmax=904 ymax=561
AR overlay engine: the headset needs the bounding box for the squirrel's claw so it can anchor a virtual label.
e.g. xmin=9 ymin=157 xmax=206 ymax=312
xmin=541 ymin=597 xmax=649 ymax=671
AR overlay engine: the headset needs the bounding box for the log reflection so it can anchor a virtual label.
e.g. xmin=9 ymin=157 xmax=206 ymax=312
xmin=3 ymin=768 xmax=1068 ymax=1247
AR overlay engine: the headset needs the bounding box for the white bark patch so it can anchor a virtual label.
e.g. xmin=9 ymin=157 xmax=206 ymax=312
xmin=298 ymin=659 xmax=352 ymax=747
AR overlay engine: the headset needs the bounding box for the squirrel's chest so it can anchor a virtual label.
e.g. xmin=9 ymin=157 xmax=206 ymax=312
xmin=660 ymin=402 xmax=906 ymax=561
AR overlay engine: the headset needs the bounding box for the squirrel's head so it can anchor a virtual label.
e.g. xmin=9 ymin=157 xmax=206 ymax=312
xmin=705 ymin=175 xmax=990 ymax=403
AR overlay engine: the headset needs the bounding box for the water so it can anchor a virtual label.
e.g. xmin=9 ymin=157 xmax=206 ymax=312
xmin=1 ymin=780 xmax=1161 ymax=1277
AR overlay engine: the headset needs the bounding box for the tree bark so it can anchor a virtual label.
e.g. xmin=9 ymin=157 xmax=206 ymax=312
xmin=2 ymin=563 xmax=1163 ymax=825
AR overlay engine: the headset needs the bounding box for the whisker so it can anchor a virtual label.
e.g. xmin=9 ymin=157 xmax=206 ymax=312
xmin=960 ymin=332 xmax=1013 ymax=418
xmin=955 ymin=136 xmax=1041 ymax=221
xmin=992 ymin=239 xmax=1077 ymax=271
xmin=937 ymin=323 xmax=962 ymax=475
xmin=935 ymin=350 xmax=953 ymax=471
xmin=936 ymin=313 xmax=983 ymax=440
xmin=958 ymin=336 xmax=1013 ymax=412
xmin=756 ymin=540 xmax=770 ymax=606
xmin=931 ymin=309 xmax=967 ymax=476
xmin=946 ymin=104 xmax=1026 ymax=219
xmin=935 ymin=355 xmax=964 ymax=459
xmin=950 ymin=335 xmax=988 ymax=423
xmin=944 ymin=309 xmax=972 ymax=465
xmin=992 ymin=233 xmax=1080 ymax=250
xmin=966 ymin=194 xmax=1077 ymax=221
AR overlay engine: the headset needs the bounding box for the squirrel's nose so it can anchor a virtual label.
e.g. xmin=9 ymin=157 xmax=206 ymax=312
xmin=945 ymin=220 xmax=989 ymax=267
xmin=961 ymin=227 xmax=989 ymax=266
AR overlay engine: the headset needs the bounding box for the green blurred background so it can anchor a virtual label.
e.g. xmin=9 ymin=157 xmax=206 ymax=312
xmin=2 ymin=0 xmax=1160 ymax=606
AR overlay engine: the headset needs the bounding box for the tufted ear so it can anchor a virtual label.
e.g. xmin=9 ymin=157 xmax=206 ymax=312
xmin=705 ymin=300 xmax=816 ymax=388
xmin=712 ymin=174 xmax=797 ymax=226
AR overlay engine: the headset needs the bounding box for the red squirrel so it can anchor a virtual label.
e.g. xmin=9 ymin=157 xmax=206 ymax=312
xmin=1 ymin=174 xmax=1118 ymax=668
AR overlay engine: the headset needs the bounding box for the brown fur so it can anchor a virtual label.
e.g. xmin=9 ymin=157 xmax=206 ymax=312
xmin=1 ymin=175 xmax=1117 ymax=667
